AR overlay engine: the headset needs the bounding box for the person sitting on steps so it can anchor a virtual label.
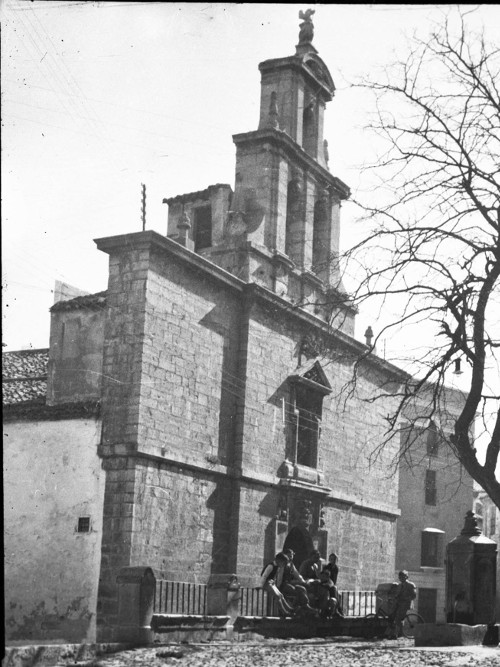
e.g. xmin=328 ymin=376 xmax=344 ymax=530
xmin=260 ymin=552 xmax=313 ymax=615
xmin=299 ymin=549 xmax=322 ymax=580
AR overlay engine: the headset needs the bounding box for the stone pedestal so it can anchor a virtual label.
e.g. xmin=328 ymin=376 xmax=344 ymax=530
xmin=206 ymin=574 xmax=241 ymax=621
xmin=446 ymin=511 xmax=497 ymax=625
xmin=115 ymin=566 xmax=156 ymax=644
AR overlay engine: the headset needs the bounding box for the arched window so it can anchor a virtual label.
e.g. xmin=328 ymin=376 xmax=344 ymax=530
xmin=302 ymin=98 xmax=317 ymax=157
xmin=285 ymin=179 xmax=302 ymax=260
xmin=312 ymin=195 xmax=329 ymax=275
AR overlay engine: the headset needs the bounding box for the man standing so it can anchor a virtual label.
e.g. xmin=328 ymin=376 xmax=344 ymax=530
xmin=390 ymin=570 xmax=417 ymax=638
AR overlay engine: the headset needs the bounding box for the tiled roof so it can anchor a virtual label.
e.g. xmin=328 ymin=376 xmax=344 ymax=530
xmin=3 ymin=379 xmax=48 ymax=405
xmin=2 ymin=348 xmax=49 ymax=379
xmin=162 ymin=183 xmax=232 ymax=205
xmin=2 ymin=349 xmax=48 ymax=405
xmin=2 ymin=349 xmax=100 ymax=419
xmin=50 ymin=290 xmax=107 ymax=312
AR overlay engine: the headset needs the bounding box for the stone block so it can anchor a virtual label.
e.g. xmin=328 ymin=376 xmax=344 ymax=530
xmin=414 ymin=622 xmax=490 ymax=646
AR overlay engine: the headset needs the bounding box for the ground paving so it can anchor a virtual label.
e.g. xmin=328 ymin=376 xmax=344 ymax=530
xmin=56 ymin=638 xmax=500 ymax=667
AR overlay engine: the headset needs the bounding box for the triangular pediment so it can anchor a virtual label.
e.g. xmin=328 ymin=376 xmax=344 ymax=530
xmin=300 ymin=361 xmax=332 ymax=391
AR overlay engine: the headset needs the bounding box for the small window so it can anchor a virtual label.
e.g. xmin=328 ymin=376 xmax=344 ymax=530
xmin=425 ymin=469 xmax=437 ymax=506
xmin=193 ymin=206 xmax=212 ymax=251
xmin=426 ymin=421 xmax=439 ymax=457
xmin=421 ymin=530 xmax=443 ymax=567
xmin=490 ymin=511 xmax=497 ymax=536
xmin=77 ymin=517 xmax=91 ymax=533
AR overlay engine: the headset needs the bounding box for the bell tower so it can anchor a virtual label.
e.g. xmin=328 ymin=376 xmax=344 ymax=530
xmin=174 ymin=9 xmax=355 ymax=332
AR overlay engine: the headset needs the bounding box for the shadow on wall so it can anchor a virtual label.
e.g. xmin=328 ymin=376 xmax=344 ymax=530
xmin=206 ymin=480 xmax=234 ymax=575
xmin=199 ymin=304 xmax=241 ymax=467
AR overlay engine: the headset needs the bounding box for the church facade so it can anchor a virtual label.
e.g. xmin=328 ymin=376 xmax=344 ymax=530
xmin=92 ymin=19 xmax=407 ymax=640
xmin=3 ymin=15 xmax=473 ymax=642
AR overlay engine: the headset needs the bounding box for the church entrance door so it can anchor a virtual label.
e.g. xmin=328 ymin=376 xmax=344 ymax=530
xmin=283 ymin=526 xmax=313 ymax=569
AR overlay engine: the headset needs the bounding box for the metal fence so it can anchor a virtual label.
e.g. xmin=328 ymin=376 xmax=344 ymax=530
xmin=338 ymin=590 xmax=376 ymax=617
xmin=154 ymin=580 xmax=207 ymax=615
xmin=154 ymin=580 xmax=376 ymax=618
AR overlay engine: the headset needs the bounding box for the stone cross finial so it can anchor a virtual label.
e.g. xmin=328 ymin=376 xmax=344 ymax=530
xmin=365 ymin=326 xmax=374 ymax=347
xmin=176 ymin=210 xmax=193 ymax=248
xmin=298 ymin=8 xmax=315 ymax=44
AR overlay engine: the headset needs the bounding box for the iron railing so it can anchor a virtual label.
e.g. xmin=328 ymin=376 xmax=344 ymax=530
xmin=154 ymin=580 xmax=207 ymax=615
xmin=153 ymin=580 xmax=376 ymax=618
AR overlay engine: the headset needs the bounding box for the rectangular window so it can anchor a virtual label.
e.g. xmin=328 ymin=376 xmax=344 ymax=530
xmin=426 ymin=423 xmax=439 ymax=457
xmin=490 ymin=510 xmax=497 ymax=536
xmin=295 ymin=385 xmax=322 ymax=469
xmin=421 ymin=531 xmax=440 ymax=567
xmin=425 ymin=469 xmax=437 ymax=506
xmin=193 ymin=206 xmax=212 ymax=251
xmin=77 ymin=517 xmax=91 ymax=533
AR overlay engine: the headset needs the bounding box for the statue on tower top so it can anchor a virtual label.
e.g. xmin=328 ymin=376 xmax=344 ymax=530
xmin=298 ymin=8 xmax=315 ymax=45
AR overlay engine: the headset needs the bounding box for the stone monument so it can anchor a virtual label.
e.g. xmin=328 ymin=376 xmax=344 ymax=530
xmin=446 ymin=510 xmax=497 ymax=625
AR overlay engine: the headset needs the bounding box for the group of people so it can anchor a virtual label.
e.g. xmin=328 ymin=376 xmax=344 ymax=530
xmin=260 ymin=550 xmax=417 ymax=637
xmin=259 ymin=548 xmax=343 ymax=618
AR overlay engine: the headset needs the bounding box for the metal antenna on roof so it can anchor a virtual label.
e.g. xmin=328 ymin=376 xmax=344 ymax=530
xmin=141 ymin=183 xmax=146 ymax=231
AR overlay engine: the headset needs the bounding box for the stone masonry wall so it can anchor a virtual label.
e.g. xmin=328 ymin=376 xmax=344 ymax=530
xmin=137 ymin=247 xmax=242 ymax=465
xmin=96 ymin=237 xmax=245 ymax=638
xmin=132 ymin=461 xmax=234 ymax=580
xmin=234 ymin=298 xmax=401 ymax=588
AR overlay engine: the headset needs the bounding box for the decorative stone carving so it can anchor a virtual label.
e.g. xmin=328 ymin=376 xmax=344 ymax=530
xmin=177 ymin=210 xmax=191 ymax=231
xmin=298 ymin=9 xmax=315 ymax=45
xmin=323 ymin=139 xmax=330 ymax=168
xmin=176 ymin=210 xmax=193 ymax=249
xmin=319 ymin=504 xmax=326 ymax=529
xmin=300 ymin=333 xmax=323 ymax=359
xmin=364 ymin=326 xmax=374 ymax=347
xmin=297 ymin=497 xmax=313 ymax=528
xmin=288 ymin=178 xmax=303 ymax=204
xmin=225 ymin=210 xmax=247 ymax=238
xmin=275 ymin=487 xmax=289 ymax=522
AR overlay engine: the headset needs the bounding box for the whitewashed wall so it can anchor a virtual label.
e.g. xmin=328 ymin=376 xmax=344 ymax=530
xmin=4 ymin=418 xmax=104 ymax=643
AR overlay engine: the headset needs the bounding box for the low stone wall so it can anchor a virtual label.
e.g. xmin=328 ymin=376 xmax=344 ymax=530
xmin=2 ymin=643 xmax=130 ymax=667
xmin=414 ymin=623 xmax=497 ymax=647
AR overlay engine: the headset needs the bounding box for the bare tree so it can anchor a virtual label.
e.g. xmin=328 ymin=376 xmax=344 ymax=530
xmin=343 ymin=11 xmax=500 ymax=507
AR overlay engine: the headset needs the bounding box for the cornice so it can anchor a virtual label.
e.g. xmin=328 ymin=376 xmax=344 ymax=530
xmin=258 ymin=54 xmax=334 ymax=101
xmin=232 ymin=129 xmax=350 ymax=200
xmin=94 ymin=231 xmax=408 ymax=382
xmin=95 ymin=231 xmax=246 ymax=293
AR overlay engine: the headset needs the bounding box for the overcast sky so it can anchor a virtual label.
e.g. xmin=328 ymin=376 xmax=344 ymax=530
xmin=2 ymin=2 xmax=498 ymax=405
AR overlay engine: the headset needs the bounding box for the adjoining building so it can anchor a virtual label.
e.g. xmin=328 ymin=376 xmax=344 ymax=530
xmin=3 ymin=14 xmax=473 ymax=642
xmin=3 ymin=346 xmax=103 ymax=643
xmin=397 ymin=391 xmax=474 ymax=623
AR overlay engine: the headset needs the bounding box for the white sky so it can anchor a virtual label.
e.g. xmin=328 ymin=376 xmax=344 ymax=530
xmin=2 ymin=1 xmax=499 ymax=429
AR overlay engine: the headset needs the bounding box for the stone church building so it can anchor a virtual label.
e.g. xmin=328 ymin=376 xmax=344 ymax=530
xmin=3 ymin=16 xmax=473 ymax=643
